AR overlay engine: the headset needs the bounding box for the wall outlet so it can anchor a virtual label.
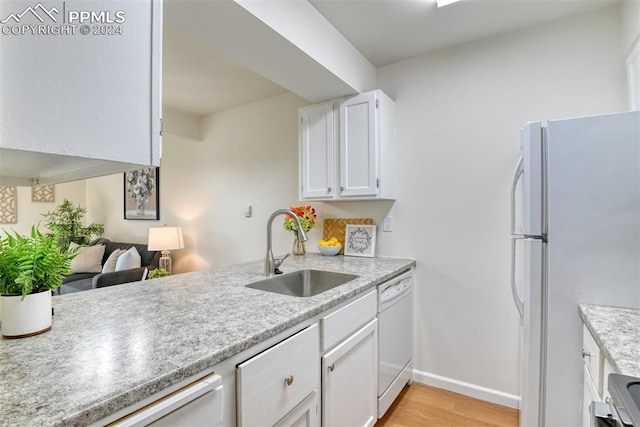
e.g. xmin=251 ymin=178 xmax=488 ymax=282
xmin=383 ymin=216 xmax=392 ymax=232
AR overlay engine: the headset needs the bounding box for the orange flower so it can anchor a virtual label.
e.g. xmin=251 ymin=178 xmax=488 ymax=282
xmin=283 ymin=205 xmax=317 ymax=233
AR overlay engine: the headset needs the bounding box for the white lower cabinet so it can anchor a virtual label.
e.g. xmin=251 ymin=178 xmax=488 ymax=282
xmin=581 ymin=324 xmax=616 ymax=425
xmin=237 ymin=324 xmax=320 ymax=427
xmin=236 ymin=289 xmax=378 ymax=427
xmin=322 ymin=319 xmax=378 ymax=427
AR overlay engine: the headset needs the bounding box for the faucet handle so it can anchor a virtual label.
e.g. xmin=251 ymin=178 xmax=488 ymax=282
xmin=274 ymin=253 xmax=290 ymax=268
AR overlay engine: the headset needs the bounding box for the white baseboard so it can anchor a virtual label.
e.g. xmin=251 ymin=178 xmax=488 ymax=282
xmin=412 ymin=369 xmax=521 ymax=410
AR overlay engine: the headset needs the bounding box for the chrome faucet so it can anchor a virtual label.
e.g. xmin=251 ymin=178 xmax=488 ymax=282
xmin=265 ymin=209 xmax=308 ymax=277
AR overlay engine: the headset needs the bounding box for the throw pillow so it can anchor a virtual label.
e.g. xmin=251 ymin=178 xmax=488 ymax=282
xmin=69 ymin=244 xmax=106 ymax=273
xmin=101 ymin=249 xmax=127 ymax=274
xmin=115 ymin=246 xmax=142 ymax=272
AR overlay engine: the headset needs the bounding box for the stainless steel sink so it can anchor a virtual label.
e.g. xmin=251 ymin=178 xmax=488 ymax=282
xmin=246 ymin=269 xmax=359 ymax=297
xmin=609 ymin=373 xmax=640 ymax=425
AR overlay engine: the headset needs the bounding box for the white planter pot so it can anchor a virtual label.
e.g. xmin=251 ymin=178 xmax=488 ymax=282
xmin=1 ymin=290 xmax=52 ymax=338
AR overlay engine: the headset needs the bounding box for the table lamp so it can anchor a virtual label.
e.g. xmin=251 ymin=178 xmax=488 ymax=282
xmin=148 ymin=225 xmax=184 ymax=275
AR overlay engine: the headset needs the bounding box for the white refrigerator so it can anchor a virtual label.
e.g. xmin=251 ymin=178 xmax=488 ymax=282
xmin=510 ymin=110 xmax=640 ymax=427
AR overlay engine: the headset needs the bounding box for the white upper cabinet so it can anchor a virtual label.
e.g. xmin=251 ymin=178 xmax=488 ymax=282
xmin=0 ymin=0 xmax=162 ymax=186
xmin=299 ymin=89 xmax=396 ymax=201
xmin=299 ymin=102 xmax=336 ymax=199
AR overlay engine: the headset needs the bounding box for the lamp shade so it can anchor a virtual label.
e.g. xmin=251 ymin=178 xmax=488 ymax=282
xmin=148 ymin=226 xmax=184 ymax=251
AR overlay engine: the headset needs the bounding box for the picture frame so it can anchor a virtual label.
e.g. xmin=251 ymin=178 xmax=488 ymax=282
xmin=124 ymin=167 xmax=159 ymax=220
xmin=344 ymin=224 xmax=377 ymax=257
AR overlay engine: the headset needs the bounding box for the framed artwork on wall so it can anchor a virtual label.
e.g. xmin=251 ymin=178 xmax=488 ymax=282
xmin=0 ymin=186 xmax=17 ymax=224
xmin=344 ymin=224 xmax=377 ymax=257
xmin=124 ymin=167 xmax=159 ymax=220
xmin=32 ymin=185 xmax=55 ymax=203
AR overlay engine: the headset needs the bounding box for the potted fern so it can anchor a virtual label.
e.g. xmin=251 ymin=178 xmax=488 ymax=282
xmin=0 ymin=226 xmax=75 ymax=338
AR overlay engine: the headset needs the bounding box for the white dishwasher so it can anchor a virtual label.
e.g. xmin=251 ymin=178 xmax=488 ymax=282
xmin=377 ymin=270 xmax=413 ymax=418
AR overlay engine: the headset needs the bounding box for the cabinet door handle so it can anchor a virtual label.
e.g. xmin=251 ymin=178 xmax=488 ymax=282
xmin=284 ymin=375 xmax=294 ymax=386
xmin=339 ymin=186 xmax=344 ymax=192
xmin=327 ymin=187 xmax=332 ymax=193
xmin=582 ymin=349 xmax=591 ymax=358
xmin=328 ymin=363 xmax=335 ymax=372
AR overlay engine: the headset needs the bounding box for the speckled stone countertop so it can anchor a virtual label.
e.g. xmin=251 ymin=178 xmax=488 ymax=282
xmin=579 ymin=304 xmax=640 ymax=377
xmin=0 ymin=254 xmax=414 ymax=426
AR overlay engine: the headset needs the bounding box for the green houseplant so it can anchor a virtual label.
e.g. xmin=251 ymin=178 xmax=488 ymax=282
xmin=42 ymin=199 xmax=105 ymax=250
xmin=148 ymin=268 xmax=169 ymax=279
xmin=0 ymin=226 xmax=75 ymax=338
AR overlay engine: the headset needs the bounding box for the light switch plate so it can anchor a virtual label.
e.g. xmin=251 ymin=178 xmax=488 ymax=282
xmin=383 ymin=216 xmax=392 ymax=232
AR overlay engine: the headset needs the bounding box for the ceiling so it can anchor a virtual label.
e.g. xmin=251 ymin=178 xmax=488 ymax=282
xmin=163 ymin=0 xmax=618 ymax=116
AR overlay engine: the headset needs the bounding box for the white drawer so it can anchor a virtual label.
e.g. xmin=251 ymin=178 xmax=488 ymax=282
xmin=321 ymin=290 xmax=376 ymax=352
xmin=237 ymin=324 xmax=320 ymax=427
xmin=110 ymin=374 xmax=223 ymax=427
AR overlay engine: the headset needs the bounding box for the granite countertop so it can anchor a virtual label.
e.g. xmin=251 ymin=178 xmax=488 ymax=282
xmin=579 ymin=304 xmax=640 ymax=377
xmin=0 ymin=254 xmax=415 ymax=426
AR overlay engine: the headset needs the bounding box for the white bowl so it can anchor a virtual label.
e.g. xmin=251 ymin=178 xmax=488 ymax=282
xmin=318 ymin=245 xmax=341 ymax=256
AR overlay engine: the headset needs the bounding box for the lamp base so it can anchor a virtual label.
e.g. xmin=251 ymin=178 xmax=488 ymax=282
xmin=159 ymin=250 xmax=172 ymax=275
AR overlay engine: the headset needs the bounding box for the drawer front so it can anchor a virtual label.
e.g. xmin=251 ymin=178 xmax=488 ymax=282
xmin=237 ymin=324 xmax=320 ymax=427
xmin=111 ymin=374 xmax=223 ymax=427
xmin=582 ymin=325 xmax=602 ymax=395
xmin=322 ymin=290 xmax=376 ymax=351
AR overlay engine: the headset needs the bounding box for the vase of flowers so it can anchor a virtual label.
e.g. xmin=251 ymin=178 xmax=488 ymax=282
xmin=283 ymin=205 xmax=316 ymax=255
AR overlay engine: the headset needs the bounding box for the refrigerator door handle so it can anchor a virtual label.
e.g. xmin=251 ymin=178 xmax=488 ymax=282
xmin=511 ymin=235 xmax=525 ymax=320
xmin=510 ymin=156 xmax=524 ymax=236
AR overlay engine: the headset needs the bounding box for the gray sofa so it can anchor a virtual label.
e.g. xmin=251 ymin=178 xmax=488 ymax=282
xmin=58 ymin=238 xmax=161 ymax=295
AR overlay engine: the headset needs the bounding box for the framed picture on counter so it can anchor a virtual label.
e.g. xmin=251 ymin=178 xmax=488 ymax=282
xmin=344 ymin=224 xmax=376 ymax=257
xmin=124 ymin=167 xmax=160 ymax=220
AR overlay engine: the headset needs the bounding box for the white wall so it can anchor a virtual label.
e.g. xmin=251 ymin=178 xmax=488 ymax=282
xmin=622 ymin=0 xmax=640 ymax=56
xmin=86 ymin=93 xmax=309 ymax=273
xmin=375 ymin=6 xmax=626 ymax=399
xmin=0 ymin=181 xmax=86 ymax=236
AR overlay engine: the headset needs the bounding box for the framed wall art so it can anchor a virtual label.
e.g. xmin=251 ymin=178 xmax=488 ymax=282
xmin=0 ymin=186 xmax=17 ymax=224
xmin=32 ymin=185 xmax=55 ymax=203
xmin=124 ymin=167 xmax=159 ymax=220
xmin=344 ymin=224 xmax=377 ymax=257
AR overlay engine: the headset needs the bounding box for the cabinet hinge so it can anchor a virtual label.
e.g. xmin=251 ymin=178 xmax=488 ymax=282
xmin=376 ymin=178 xmax=380 ymax=188
xmin=159 ymin=118 xmax=163 ymax=136
xmin=375 ymin=99 xmax=379 ymax=109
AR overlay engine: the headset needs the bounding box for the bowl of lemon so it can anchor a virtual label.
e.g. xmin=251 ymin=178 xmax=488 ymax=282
xmin=318 ymin=237 xmax=342 ymax=256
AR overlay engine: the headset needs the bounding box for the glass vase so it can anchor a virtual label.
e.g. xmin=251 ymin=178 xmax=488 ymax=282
xmin=292 ymin=235 xmax=306 ymax=256
xmin=136 ymin=197 xmax=147 ymax=215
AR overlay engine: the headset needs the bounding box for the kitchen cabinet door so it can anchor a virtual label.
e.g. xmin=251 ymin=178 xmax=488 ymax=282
xmin=299 ymin=102 xmax=336 ymax=199
xmin=0 ymin=0 xmax=162 ymax=185
xmin=237 ymin=324 xmax=320 ymax=427
xmin=339 ymin=92 xmax=378 ymax=197
xmin=338 ymin=90 xmax=396 ymax=200
xmin=322 ymin=319 xmax=377 ymax=427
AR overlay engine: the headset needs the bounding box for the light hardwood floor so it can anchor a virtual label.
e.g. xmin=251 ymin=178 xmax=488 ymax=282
xmin=375 ymin=383 xmax=519 ymax=427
